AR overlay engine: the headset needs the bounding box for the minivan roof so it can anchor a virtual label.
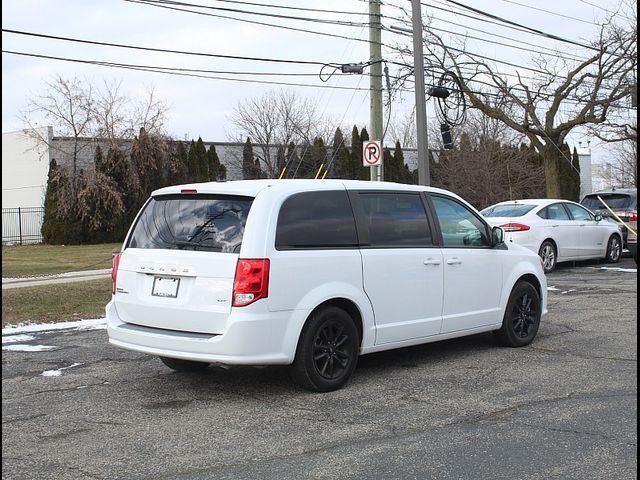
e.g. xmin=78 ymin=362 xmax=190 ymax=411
xmin=152 ymin=179 xmax=461 ymax=199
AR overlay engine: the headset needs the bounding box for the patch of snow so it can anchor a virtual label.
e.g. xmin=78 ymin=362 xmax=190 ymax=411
xmin=561 ymin=289 xmax=577 ymax=295
xmin=547 ymin=286 xmax=561 ymax=292
xmin=599 ymin=267 xmax=637 ymax=273
xmin=3 ymin=344 xmax=58 ymax=352
xmin=41 ymin=362 xmax=83 ymax=377
xmin=2 ymin=334 xmax=35 ymax=344
xmin=2 ymin=318 xmax=106 ymax=335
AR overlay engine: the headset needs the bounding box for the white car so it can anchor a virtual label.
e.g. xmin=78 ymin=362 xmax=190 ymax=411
xmin=107 ymin=180 xmax=547 ymax=392
xmin=481 ymin=199 xmax=623 ymax=273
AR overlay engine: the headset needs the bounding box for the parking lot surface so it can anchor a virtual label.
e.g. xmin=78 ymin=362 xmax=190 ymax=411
xmin=2 ymin=258 xmax=637 ymax=479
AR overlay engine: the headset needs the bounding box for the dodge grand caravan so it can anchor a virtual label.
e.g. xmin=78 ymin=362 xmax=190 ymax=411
xmin=107 ymin=180 xmax=547 ymax=392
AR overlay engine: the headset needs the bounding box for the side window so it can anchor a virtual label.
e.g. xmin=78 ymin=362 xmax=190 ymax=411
xmin=359 ymin=192 xmax=432 ymax=247
xmin=275 ymin=190 xmax=358 ymax=249
xmin=539 ymin=203 xmax=571 ymax=221
xmin=564 ymin=203 xmax=594 ymax=221
xmin=431 ymin=196 xmax=490 ymax=247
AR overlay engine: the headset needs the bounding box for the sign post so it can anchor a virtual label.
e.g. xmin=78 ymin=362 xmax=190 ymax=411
xmin=363 ymin=140 xmax=382 ymax=172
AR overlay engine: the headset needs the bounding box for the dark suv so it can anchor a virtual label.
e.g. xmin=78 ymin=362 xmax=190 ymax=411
xmin=581 ymin=188 xmax=637 ymax=261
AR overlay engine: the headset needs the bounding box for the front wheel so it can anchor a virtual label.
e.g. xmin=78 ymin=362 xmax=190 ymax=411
xmin=291 ymin=306 xmax=359 ymax=392
xmin=160 ymin=357 xmax=210 ymax=372
xmin=495 ymin=281 xmax=541 ymax=348
xmin=538 ymin=240 xmax=557 ymax=274
xmin=605 ymin=235 xmax=622 ymax=263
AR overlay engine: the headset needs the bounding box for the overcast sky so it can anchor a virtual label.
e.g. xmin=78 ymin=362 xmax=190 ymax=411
xmin=2 ymin=0 xmax=635 ymax=161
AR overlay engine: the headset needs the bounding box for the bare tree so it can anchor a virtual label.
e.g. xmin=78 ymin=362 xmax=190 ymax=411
xmin=432 ymin=128 xmax=546 ymax=209
xmin=386 ymin=108 xmax=417 ymax=148
xmin=21 ymin=75 xmax=95 ymax=184
xmin=229 ymin=90 xmax=324 ymax=177
xmin=598 ymin=137 xmax=638 ymax=187
xmin=22 ymin=75 xmax=170 ymax=177
xmin=386 ymin=3 xmax=637 ymax=197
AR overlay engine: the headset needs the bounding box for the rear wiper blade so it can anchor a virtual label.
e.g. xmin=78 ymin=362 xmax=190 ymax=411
xmin=174 ymin=240 xmax=222 ymax=251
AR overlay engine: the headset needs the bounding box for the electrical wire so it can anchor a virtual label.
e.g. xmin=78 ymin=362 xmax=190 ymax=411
xmin=437 ymin=0 xmax=600 ymax=52
xmin=128 ymin=0 xmax=370 ymax=27
xmin=497 ymin=0 xmax=598 ymax=25
xmin=2 ymin=29 xmax=344 ymax=66
xmin=207 ymin=0 xmax=367 ymax=17
xmin=2 ymin=50 xmax=375 ymax=91
xmin=124 ymin=0 xmax=384 ymax=46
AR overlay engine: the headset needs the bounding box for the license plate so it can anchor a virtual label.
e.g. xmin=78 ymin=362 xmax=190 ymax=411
xmin=152 ymin=276 xmax=180 ymax=298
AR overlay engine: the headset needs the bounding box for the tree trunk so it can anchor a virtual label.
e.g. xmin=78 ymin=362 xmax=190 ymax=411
xmin=543 ymin=146 xmax=562 ymax=198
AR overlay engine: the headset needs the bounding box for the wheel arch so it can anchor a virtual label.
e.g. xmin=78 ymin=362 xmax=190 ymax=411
xmin=516 ymin=273 xmax=543 ymax=308
xmin=540 ymin=237 xmax=558 ymax=255
xmin=305 ymin=298 xmax=364 ymax=347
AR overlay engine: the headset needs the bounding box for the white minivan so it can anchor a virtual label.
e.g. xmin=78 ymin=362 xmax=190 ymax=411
xmin=107 ymin=180 xmax=547 ymax=392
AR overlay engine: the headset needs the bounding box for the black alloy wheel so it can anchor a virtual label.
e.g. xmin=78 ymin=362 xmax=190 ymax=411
xmin=495 ymin=281 xmax=541 ymax=347
xmin=312 ymin=320 xmax=353 ymax=380
xmin=291 ymin=306 xmax=359 ymax=392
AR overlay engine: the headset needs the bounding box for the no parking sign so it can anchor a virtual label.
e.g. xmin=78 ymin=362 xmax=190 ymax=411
xmin=363 ymin=140 xmax=382 ymax=167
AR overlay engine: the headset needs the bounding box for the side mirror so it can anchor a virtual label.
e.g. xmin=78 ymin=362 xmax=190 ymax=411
xmin=594 ymin=214 xmax=603 ymax=222
xmin=491 ymin=226 xmax=505 ymax=247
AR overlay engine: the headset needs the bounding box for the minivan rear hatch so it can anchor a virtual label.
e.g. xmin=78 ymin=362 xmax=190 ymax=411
xmin=114 ymin=193 xmax=253 ymax=334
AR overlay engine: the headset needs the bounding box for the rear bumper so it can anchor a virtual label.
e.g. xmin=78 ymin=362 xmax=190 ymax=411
xmin=106 ymin=300 xmax=298 ymax=365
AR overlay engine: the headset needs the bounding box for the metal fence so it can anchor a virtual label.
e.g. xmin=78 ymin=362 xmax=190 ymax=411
xmin=2 ymin=207 xmax=45 ymax=245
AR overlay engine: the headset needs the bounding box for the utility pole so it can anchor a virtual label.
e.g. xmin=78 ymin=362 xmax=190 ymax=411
xmin=411 ymin=0 xmax=430 ymax=186
xmin=370 ymin=0 xmax=383 ymax=181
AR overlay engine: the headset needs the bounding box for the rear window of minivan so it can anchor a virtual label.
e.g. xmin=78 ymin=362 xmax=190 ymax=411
xmin=582 ymin=194 xmax=636 ymax=211
xmin=127 ymin=194 xmax=253 ymax=253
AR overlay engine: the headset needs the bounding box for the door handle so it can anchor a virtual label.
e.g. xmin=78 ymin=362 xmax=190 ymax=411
xmin=552 ymin=224 xmax=560 ymax=228
xmin=446 ymin=258 xmax=462 ymax=265
xmin=423 ymin=258 xmax=441 ymax=266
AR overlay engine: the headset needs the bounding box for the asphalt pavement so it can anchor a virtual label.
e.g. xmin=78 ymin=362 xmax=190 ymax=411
xmin=2 ymin=257 xmax=637 ymax=480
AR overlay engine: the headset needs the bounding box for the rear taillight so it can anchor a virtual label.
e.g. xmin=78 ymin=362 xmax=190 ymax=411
xmin=500 ymin=223 xmax=531 ymax=232
xmin=111 ymin=252 xmax=122 ymax=295
xmin=232 ymin=259 xmax=270 ymax=307
xmin=629 ymin=211 xmax=637 ymax=222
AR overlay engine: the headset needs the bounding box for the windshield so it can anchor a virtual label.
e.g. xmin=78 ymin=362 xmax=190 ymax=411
xmin=581 ymin=194 xmax=636 ymax=211
xmin=481 ymin=204 xmax=537 ymax=218
xmin=127 ymin=194 xmax=253 ymax=253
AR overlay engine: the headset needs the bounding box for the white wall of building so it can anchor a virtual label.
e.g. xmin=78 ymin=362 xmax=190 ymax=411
xmin=2 ymin=128 xmax=51 ymax=208
xmin=576 ymin=147 xmax=593 ymax=200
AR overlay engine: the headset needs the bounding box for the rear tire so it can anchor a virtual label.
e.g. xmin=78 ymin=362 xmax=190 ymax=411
xmin=495 ymin=281 xmax=541 ymax=348
xmin=291 ymin=306 xmax=359 ymax=392
xmin=538 ymin=240 xmax=557 ymax=274
xmin=160 ymin=357 xmax=210 ymax=372
xmin=605 ymin=235 xmax=622 ymax=263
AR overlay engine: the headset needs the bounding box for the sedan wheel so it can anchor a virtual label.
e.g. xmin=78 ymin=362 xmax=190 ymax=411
xmin=605 ymin=235 xmax=622 ymax=263
xmin=539 ymin=241 xmax=557 ymax=273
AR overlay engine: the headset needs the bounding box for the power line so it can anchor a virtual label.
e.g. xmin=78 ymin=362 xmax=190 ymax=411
xmin=207 ymin=0 xmax=367 ymax=16
xmin=384 ymin=26 xmax=550 ymax=75
xmin=438 ymin=0 xmax=599 ymax=52
xmin=428 ymin=13 xmax=588 ymax=62
xmin=2 ymin=50 xmax=375 ymax=91
xmin=383 ymin=22 xmax=587 ymax=64
xmin=497 ymin=0 xmax=598 ymax=25
xmin=2 ymin=29 xmax=342 ymax=66
xmin=124 ymin=0 xmax=383 ymax=46
xmin=129 ymin=0 xmax=369 ymax=27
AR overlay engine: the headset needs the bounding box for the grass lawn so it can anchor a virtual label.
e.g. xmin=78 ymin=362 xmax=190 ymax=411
xmin=2 ymin=243 xmax=121 ymax=278
xmin=2 ymin=279 xmax=112 ymax=328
